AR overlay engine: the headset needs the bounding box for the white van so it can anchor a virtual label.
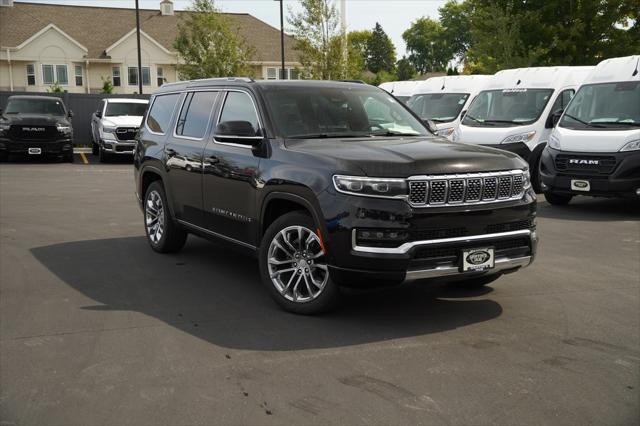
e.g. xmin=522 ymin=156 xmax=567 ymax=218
xmin=453 ymin=66 xmax=594 ymax=191
xmin=539 ymin=56 xmax=640 ymax=204
xmin=406 ymin=75 xmax=490 ymax=138
xmin=379 ymin=81 xmax=420 ymax=103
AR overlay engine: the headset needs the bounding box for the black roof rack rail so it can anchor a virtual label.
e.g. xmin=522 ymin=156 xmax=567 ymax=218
xmin=188 ymin=77 xmax=255 ymax=86
xmin=337 ymin=79 xmax=367 ymax=84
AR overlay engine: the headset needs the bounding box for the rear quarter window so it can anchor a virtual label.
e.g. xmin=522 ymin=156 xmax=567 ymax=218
xmin=146 ymin=93 xmax=180 ymax=134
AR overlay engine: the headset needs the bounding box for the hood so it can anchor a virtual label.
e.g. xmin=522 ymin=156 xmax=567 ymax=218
xmin=552 ymin=126 xmax=640 ymax=153
xmin=2 ymin=113 xmax=67 ymax=126
xmin=285 ymin=136 xmax=527 ymax=177
xmin=102 ymin=115 xmax=144 ymax=127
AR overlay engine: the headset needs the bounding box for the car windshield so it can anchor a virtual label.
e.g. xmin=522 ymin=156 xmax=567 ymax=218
xmin=559 ymin=81 xmax=640 ymax=130
xmin=407 ymin=93 xmax=470 ymax=123
xmin=105 ymin=102 xmax=148 ymax=117
xmin=462 ymin=88 xmax=553 ymax=127
xmin=261 ymin=84 xmax=428 ymax=139
xmin=4 ymin=98 xmax=66 ymax=116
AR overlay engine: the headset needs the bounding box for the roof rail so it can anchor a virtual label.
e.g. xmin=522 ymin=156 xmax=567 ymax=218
xmin=337 ymin=79 xmax=367 ymax=84
xmin=188 ymin=77 xmax=255 ymax=85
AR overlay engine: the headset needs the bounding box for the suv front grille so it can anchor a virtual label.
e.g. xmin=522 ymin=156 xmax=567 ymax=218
xmin=115 ymin=127 xmax=138 ymax=141
xmin=408 ymin=170 xmax=526 ymax=208
xmin=555 ymin=154 xmax=617 ymax=175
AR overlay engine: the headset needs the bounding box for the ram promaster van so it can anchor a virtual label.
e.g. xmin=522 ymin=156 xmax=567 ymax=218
xmin=407 ymin=75 xmax=490 ymax=139
xmin=379 ymin=81 xmax=420 ymax=103
xmin=539 ymin=56 xmax=640 ymax=204
xmin=453 ymin=66 xmax=594 ymax=191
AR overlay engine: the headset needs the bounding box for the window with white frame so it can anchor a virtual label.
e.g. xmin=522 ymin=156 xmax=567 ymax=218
xmin=266 ymin=67 xmax=300 ymax=80
xmin=267 ymin=67 xmax=277 ymax=80
xmin=75 ymin=65 xmax=83 ymax=86
xmin=55 ymin=65 xmax=68 ymax=85
xmin=112 ymin=66 xmax=121 ymax=87
xmin=128 ymin=66 xmax=151 ymax=86
xmin=26 ymin=64 xmax=36 ymax=86
xmin=157 ymin=66 xmax=165 ymax=87
xmin=42 ymin=64 xmax=68 ymax=85
xmin=42 ymin=64 xmax=54 ymax=85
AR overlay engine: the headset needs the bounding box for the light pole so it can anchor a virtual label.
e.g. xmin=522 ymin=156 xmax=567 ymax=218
xmin=135 ymin=0 xmax=143 ymax=94
xmin=276 ymin=0 xmax=285 ymax=79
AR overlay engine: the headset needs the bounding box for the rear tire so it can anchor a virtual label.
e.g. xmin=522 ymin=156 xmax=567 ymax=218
xmin=259 ymin=212 xmax=339 ymax=314
xmin=144 ymin=181 xmax=188 ymax=253
xmin=544 ymin=192 xmax=572 ymax=205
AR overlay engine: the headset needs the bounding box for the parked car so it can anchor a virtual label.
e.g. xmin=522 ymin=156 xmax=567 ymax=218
xmin=91 ymin=98 xmax=148 ymax=162
xmin=0 ymin=95 xmax=74 ymax=162
xmin=540 ymin=55 xmax=640 ymax=205
xmin=453 ymin=66 xmax=594 ymax=192
xmin=379 ymin=81 xmax=421 ymax=104
xmin=134 ymin=78 xmax=538 ymax=314
xmin=407 ymin=75 xmax=490 ymax=139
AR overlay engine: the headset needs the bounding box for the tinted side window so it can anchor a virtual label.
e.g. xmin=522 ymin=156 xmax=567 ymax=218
xmin=219 ymin=91 xmax=259 ymax=134
xmin=147 ymin=93 xmax=180 ymax=134
xmin=550 ymin=89 xmax=574 ymax=113
xmin=176 ymin=91 xmax=218 ymax=139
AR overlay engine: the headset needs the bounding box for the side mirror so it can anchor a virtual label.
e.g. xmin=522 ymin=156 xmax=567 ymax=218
xmin=546 ymin=110 xmax=562 ymax=128
xmin=423 ymin=119 xmax=438 ymax=134
xmin=95 ymin=110 xmax=102 ymax=119
xmin=68 ymin=110 xmax=74 ymax=118
xmin=215 ymin=120 xmax=257 ymax=137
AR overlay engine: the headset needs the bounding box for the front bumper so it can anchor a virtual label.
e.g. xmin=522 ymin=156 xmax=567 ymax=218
xmin=318 ymin=188 xmax=537 ymax=287
xmin=0 ymin=138 xmax=73 ymax=155
xmin=482 ymin=142 xmax=533 ymax=163
xmin=101 ymin=138 xmax=136 ymax=155
xmin=540 ymin=147 xmax=640 ymax=198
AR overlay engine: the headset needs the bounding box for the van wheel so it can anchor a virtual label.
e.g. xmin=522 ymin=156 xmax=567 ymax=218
xmin=544 ymin=192 xmax=572 ymax=205
xmin=531 ymin=156 xmax=543 ymax=193
xmin=144 ymin=181 xmax=188 ymax=253
xmin=259 ymin=212 xmax=339 ymax=314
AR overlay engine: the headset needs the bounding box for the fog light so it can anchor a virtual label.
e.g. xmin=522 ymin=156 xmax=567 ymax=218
xmin=636 ymin=188 xmax=640 ymax=196
xmin=356 ymin=229 xmax=409 ymax=247
xmin=104 ymin=143 xmax=113 ymax=150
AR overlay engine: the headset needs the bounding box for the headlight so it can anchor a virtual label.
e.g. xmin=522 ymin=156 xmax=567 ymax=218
xmin=620 ymin=139 xmax=640 ymax=152
xmin=435 ymin=127 xmax=455 ymax=138
xmin=451 ymin=129 xmax=459 ymax=142
xmin=548 ymin=134 xmax=561 ymax=150
xmin=56 ymin=123 xmax=71 ymax=134
xmin=102 ymin=125 xmax=116 ymax=133
xmin=523 ymin=168 xmax=531 ymax=189
xmin=501 ymin=131 xmax=536 ymax=144
xmin=333 ymin=175 xmax=407 ymax=199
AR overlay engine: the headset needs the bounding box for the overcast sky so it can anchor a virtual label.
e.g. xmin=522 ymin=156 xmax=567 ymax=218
xmin=21 ymin=0 xmax=447 ymax=56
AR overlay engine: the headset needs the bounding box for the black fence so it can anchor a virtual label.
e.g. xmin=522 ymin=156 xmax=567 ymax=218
xmin=0 ymin=91 xmax=151 ymax=146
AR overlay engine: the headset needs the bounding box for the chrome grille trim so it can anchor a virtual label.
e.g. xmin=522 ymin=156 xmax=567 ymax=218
xmin=407 ymin=170 xmax=527 ymax=208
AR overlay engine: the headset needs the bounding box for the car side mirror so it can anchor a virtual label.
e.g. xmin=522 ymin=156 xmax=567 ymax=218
xmin=95 ymin=110 xmax=102 ymax=118
xmin=546 ymin=110 xmax=562 ymax=128
xmin=423 ymin=119 xmax=438 ymax=134
xmin=68 ymin=110 xmax=74 ymax=118
xmin=215 ymin=120 xmax=257 ymax=137
xmin=460 ymin=110 xmax=467 ymax=119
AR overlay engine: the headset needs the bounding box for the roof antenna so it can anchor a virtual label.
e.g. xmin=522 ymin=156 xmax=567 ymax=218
xmin=633 ymin=56 xmax=639 ymax=77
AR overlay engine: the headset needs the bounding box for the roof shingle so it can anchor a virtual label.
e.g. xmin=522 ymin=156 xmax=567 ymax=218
xmin=0 ymin=1 xmax=300 ymax=62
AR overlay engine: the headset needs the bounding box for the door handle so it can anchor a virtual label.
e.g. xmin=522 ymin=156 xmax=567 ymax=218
xmin=165 ymin=148 xmax=177 ymax=157
xmin=207 ymin=155 xmax=219 ymax=164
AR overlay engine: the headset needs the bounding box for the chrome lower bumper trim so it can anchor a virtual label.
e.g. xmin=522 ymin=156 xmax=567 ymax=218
xmin=352 ymin=229 xmax=533 ymax=255
xmin=404 ymin=255 xmax=532 ymax=282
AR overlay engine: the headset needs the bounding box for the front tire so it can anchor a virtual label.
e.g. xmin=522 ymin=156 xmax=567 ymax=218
xmin=259 ymin=212 xmax=339 ymax=314
xmin=144 ymin=181 xmax=188 ymax=253
xmin=99 ymin=147 xmax=109 ymax=163
xmin=544 ymin=192 xmax=572 ymax=205
xmin=92 ymin=142 xmax=99 ymax=156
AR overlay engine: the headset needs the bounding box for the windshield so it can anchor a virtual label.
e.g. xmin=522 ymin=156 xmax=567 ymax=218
xmin=261 ymin=84 xmax=428 ymax=138
xmin=407 ymin=93 xmax=469 ymax=123
xmin=559 ymin=81 xmax=640 ymax=130
xmin=462 ymin=88 xmax=553 ymax=127
xmin=105 ymin=102 xmax=148 ymax=117
xmin=5 ymin=98 xmax=66 ymax=116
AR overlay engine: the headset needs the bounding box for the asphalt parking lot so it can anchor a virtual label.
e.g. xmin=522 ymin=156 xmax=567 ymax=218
xmin=0 ymin=160 xmax=638 ymax=425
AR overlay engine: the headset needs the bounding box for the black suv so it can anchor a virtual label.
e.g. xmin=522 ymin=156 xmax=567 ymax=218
xmin=134 ymin=78 xmax=538 ymax=314
xmin=0 ymin=95 xmax=74 ymax=162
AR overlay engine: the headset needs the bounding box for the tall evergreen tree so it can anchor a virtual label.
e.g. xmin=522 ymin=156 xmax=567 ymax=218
xmin=366 ymin=23 xmax=397 ymax=74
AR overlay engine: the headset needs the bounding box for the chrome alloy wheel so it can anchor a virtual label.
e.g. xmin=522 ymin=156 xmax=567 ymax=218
xmin=145 ymin=190 xmax=165 ymax=244
xmin=267 ymin=225 xmax=328 ymax=303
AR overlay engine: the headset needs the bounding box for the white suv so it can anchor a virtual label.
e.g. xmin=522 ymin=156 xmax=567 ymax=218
xmin=91 ymin=98 xmax=148 ymax=162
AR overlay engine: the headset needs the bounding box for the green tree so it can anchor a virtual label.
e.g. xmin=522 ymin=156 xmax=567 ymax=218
xmin=346 ymin=30 xmax=372 ymax=78
xmin=46 ymin=82 xmax=64 ymax=93
xmin=288 ymin=0 xmax=345 ymax=79
xmin=366 ymin=23 xmax=396 ymax=73
xmin=173 ymin=0 xmax=252 ymax=80
xmin=438 ymin=0 xmax=471 ymax=64
xmin=100 ymin=76 xmax=114 ymax=94
xmin=402 ymin=17 xmax=450 ymax=73
xmin=396 ymin=56 xmax=416 ymax=80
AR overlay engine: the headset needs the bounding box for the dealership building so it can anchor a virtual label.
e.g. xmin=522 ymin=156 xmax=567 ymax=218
xmin=0 ymin=0 xmax=301 ymax=94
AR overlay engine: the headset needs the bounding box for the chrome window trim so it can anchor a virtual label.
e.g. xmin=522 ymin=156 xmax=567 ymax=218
xmin=352 ymin=229 xmax=532 ymax=254
xmin=172 ymin=90 xmax=219 ymax=142
xmin=213 ymin=89 xmax=264 ymax=150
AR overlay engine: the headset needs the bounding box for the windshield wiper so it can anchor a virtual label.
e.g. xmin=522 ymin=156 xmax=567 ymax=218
xmin=288 ymin=133 xmax=370 ymax=139
xmin=563 ymin=113 xmax=606 ymax=128
xmin=589 ymin=121 xmax=640 ymax=127
xmin=369 ymin=130 xmax=421 ymax=137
